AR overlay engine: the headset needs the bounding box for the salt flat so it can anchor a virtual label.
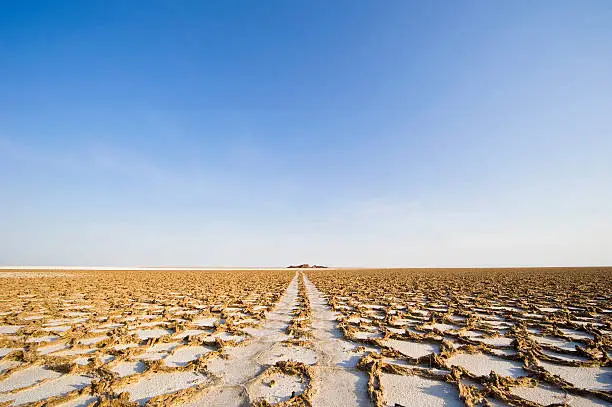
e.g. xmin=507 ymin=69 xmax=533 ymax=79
xmin=0 ymin=267 xmax=610 ymax=406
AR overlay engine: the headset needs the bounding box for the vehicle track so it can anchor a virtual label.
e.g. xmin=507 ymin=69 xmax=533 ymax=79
xmin=302 ymin=272 xmax=373 ymax=407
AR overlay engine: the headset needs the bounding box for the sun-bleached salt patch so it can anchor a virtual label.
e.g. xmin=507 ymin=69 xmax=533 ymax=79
xmin=235 ymin=317 xmax=259 ymax=325
xmin=348 ymin=316 xmax=372 ymax=324
xmin=26 ymin=335 xmax=59 ymax=343
xmin=258 ymin=343 xmax=318 ymax=365
xmin=352 ymin=330 xmax=381 ymax=340
xmin=459 ymin=330 xmax=482 ymax=338
xmin=52 ymin=347 xmax=96 ymax=357
xmin=542 ymin=349 xmax=589 ymax=363
xmin=480 ymin=336 xmax=514 ymax=347
xmin=310 ymin=367 xmax=371 ymax=407
xmin=111 ymin=361 xmax=146 ymax=377
xmin=0 ymin=325 xmax=23 ymax=334
xmin=380 ymin=373 xmax=463 ymax=407
xmin=490 ymin=348 xmax=518 ymax=357
xmin=118 ymin=371 xmax=209 ymax=405
xmin=422 ymin=323 xmax=458 ymax=332
xmin=382 ymin=339 xmax=439 ymax=358
xmin=98 ymin=354 xmax=115 ymax=364
xmin=135 ymin=321 xmax=162 ymax=328
xmin=55 ymin=394 xmax=99 ymax=407
xmin=65 ymin=312 xmax=89 ymax=317
xmin=0 ymin=374 xmax=91 ymax=406
xmin=510 ymin=384 xmax=566 ymax=405
xmin=73 ymin=357 xmax=91 ymax=365
xmin=0 ymin=348 xmax=18 ymax=358
xmin=206 ymin=344 xmax=266 ymax=386
xmin=164 ymin=346 xmax=214 ymax=367
xmin=386 ymin=327 xmax=405 ymax=334
xmin=23 ymin=315 xmax=44 ymax=321
xmin=42 ymin=325 xmax=71 ymax=332
xmin=37 ymin=341 xmax=67 ymax=355
xmin=532 ymin=335 xmax=581 ymax=351
xmin=149 ymin=342 xmax=180 ymax=353
xmin=135 ymin=328 xmax=171 ymax=340
xmin=211 ymin=331 xmax=245 ymax=342
xmin=539 ymin=361 xmax=611 ymax=391
xmin=133 ymin=351 xmax=166 ymax=361
xmin=99 ymin=322 xmax=123 ymax=329
xmin=179 ymin=385 xmax=246 ymax=406
xmin=192 ymin=317 xmax=218 ymax=327
xmin=112 ymin=343 xmax=139 ymax=350
xmin=249 ymin=372 xmax=306 ymax=404
xmin=173 ymin=329 xmax=208 ymax=339
xmin=78 ymin=336 xmax=107 ymax=345
xmin=0 ymin=360 xmax=21 ymax=374
xmin=559 ymin=328 xmax=594 ymax=341
xmin=446 ymin=353 xmax=525 ymax=377
xmin=565 ymin=395 xmax=612 ymax=406
xmin=0 ymin=365 xmax=61 ymax=392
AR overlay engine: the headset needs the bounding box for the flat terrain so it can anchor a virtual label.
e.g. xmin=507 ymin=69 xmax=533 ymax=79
xmin=0 ymin=267 xmax=610 ymax=406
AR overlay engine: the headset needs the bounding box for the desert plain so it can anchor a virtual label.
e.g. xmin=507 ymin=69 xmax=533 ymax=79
xmin=0 ymin=267 xmax=610 ymax=407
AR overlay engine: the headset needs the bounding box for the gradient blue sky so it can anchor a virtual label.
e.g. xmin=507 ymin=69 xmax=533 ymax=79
xmin=1 ymin=1 xmax=611 ymax=267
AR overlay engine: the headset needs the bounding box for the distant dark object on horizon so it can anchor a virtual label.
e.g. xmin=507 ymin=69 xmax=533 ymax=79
xmin=287 ymin=264 xmax=328 ymax=269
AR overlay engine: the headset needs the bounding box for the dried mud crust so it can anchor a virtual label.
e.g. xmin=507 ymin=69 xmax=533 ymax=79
xmin=0 ymin=269 xmax=298 ymax=406
xmin=305 ymin=268 xmax=612 ymax=407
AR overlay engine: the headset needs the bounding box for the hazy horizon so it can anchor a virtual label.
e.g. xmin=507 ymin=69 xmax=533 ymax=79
xmin=1 ymin=1 xmax=611 ymax=268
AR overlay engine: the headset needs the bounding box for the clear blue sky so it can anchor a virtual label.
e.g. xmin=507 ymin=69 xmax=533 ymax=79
xmin=1 ymin=1 xmax=611 ymax=267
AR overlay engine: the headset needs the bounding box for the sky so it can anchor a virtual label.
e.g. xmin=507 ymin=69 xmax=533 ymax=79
xmin=1 ymin=1 xmax=611 ymax=267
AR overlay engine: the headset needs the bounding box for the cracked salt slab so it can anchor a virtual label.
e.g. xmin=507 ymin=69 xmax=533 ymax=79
xmin=165 ymin=346 xmax=214 ymax=367
xmin=559 ymin=328 xmax=594 ymax=340
xmin=37 ymin=341 xmax=68 ymax=354
xmin=0 ymin=360 xmax=21 ymax=374
xmin=78 ymin=336 xmax=108 ymax=345
xmin=249 ymin=372 xmax=306 ymax=404
xmin=192 ymin=317 xmax=218 ymax=327
xmin=258 ymin=343 xmax=318 ymax=365
xmin=0 ymin=374 xmax=91 ymax=406
xmin=42 ymin=325 xmax=72 ymax=332
xmin=52 ymin=347 xmax=96 ymax=357
xmin=112 ymin=343 xmax=139 ymax=350
xmin=532 ymin=335 xmax=581 ymax=351
xmin=135 ymin=328 xmax=172 ymax=340
xmin=23 ymin=315 xmax=44 ymax=320
xmin=510 ymin=384 xmax=609 ymax=406
xmin=310 ymin=368 xmax=371 ymax=407
xmin=353 ymin=330 xmax=381 ymax=340
xmin=173 ymin=329 xmax=209 ymax=339
xmin=422 ymin=323 xmax=458 ymax=332
xmin=382 ymin=339 xmax=439 ymax=358
xmin=446 ymin=353 xmax=525 ymax=377
xmin=206 ymin=341 xmax=268 ymax=386
xmin=26 ymin=335 xmax=59 ymax=343
xmin=479 ymin=336 xmax=514 ymax=347
xmin=0 ymin=365 xmax=62 ymax=392
xmin=539 ymin=361 xmax=611 ymax=391
xmin=380 ymin=373 xmax=463 ymax=407
xmin=542 ymin=349 xmax=589 ymax=363
xmin=118 ymin=371 xmax=209 ymax=405
xmin=111 ymin=360 xmax=146 ymax=377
